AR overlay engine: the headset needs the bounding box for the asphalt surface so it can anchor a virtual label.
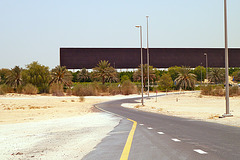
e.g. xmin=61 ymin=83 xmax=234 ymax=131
xmin=84 ymin=97 xmax=240 ymax=160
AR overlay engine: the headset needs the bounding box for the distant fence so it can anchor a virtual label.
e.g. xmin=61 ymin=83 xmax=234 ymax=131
xmin=60 ymin=48 xmax=240 ymax=69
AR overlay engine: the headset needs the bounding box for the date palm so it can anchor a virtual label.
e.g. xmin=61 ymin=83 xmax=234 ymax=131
xmin=133 ymin=64 xmax=156 ymax=88
xmin=209 ymin=68 xmax=225 ymax=84
xmin=77 ymin=68 xmax=90 ymax=82
xmin=50 ymin=66 xmax=73 ymax=87
xmin=6 ymin=66 xmax=22 ymax=89
xmin=174 ymin=67 xmax=196 ymax=90
xmin=92 ymin=60 xmax=117 ymax=85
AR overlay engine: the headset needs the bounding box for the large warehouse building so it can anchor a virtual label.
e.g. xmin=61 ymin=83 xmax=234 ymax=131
xmin=60 ymin=48 xmax=240 ymax=69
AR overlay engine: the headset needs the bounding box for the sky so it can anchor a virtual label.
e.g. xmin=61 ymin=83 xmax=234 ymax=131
xmin=0 ymin=0 xmax=239 ymax=69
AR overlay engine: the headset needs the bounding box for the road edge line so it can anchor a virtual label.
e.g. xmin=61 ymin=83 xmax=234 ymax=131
xmin=120 ymin=118 xmax=137 ymax=160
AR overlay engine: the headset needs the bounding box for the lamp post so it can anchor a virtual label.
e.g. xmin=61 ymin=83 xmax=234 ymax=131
xmin=223 ymin=0 xmax=232 ymax=117
xmin=135 ymin=25 xmax=144 ymax=106
xmin=204 ymin=53 xmax=208 ymax=84
xmin=146 ymin=16 xmax=150 ymax=98
xmin=200 ymin=63 xmax=202 ymax=86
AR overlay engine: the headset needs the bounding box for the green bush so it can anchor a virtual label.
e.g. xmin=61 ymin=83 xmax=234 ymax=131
xmin=50 ymin=83 xmax=64 ymax=96
xmin=22 ymin=84 xmax=38 ymax=95
xmin=121 ymin=80 xmax=137 ymax=95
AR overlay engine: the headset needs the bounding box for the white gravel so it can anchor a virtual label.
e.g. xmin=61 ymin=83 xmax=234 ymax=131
xmin=0 ymin=113 xmax=121 ymax=160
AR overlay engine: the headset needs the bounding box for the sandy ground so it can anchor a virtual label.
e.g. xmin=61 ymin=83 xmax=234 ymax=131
xmin=0 ymin=94 xmax=124 ymax=160
xmin=122 ymin=91 xmax=240 ymax=127
xmin=0 ymin=113 xmax=121 ymax=160
xmin=0 ymin=94 xmax=110 ymax=124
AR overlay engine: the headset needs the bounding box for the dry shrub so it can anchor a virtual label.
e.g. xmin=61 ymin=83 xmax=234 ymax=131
xmin=0 ymin=84 xmax=13 ymax=94
xmin=109 ymin=84 xmax=121 ymax=95
xmin=121 ymin=80 xmax=137 ymax=95
xmin=50 ymin=83 xmax=64 ymax=96
xmin=72 ymin=84 xmax=98 ymax=96
xmin=201 ymin=85 xmax=213 ymax=95
xmin=66 ymin=88 xmax=72 ymax=96
xmin=208 ymin=114 xmax=220 ymax=119
xmin=212 ymin=86 xmax=224 ymax=96
xmin=79 ymin=96 xmax=85 ymax=102
xmin=230 ymin=86 xmax=240 ymax=96
xmin=134 ymin=105 xmax=142 ymax=109
xmin=22 ymin=84 xmax=38 ymax=95
xmin=0 ymin=86 xmax=5 ymax=95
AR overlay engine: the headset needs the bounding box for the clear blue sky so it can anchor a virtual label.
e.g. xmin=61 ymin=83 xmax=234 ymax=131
xmin=0 ymin=0 xmax=239 ymax=69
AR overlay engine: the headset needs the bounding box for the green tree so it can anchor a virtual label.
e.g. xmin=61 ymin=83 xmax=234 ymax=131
xmin=92 ymin=60 xmax=117 ymax=85
xmin=159 ymin=73 xmax=173 ymax=90
xmin=6 ymin=66 xmax=22 ymax=89
xmin=119 ymin=71 xmax=133 ymax=82
xmin=229 ymin=67 xmax=240 ymax=76
xmin=209 ymin=68 xmax=225 ymax=84
xmin=174 ymin=67 xmax=196 ymax=90
xmin=232 ymin=70 xmax=240 ymax=82
xmin=23 ymin=61 xmax=51 ymax=93
xmin=0 ymin=68 xmax=10 ymax=84
xmin=168 ymin=66 xmax=182 ymax=81
xmin=50 ymin=65 xmax=73 ymax=87
xmin=77 ymin=68 xmax=91 ymax=82
xmin=133 ymin=64 xmax=156 ymax=88
xmin=193 ymin=66 xmax=206 ymax=81
xmin=71 ymin=70 xmax=80 ymax=82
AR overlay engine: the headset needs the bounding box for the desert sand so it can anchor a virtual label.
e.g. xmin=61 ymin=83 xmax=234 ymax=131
xmin=0 ymin=94 xmax=121 ymax=159
xmin=0 ymin=93 xmax=109 ymax=124
xmin=122 ymin=91 xmax=240 ymax=127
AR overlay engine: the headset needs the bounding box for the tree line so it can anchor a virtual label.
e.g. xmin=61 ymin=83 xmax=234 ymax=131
xmin=0 ymin=60 xmax=240 ymax=95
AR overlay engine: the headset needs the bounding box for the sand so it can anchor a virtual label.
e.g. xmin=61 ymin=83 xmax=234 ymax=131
xmin=0 ymin=93 xmax=121 ymax=159
xmin=0 ymin=93 xmax=109 ymax=124
xmin=122 ymin=91 xmax=240 ymax=127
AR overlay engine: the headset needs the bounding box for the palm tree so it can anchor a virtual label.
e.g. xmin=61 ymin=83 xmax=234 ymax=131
xmin=209 ymin=68 xmax=225 ymax=84
xmin=174 ymin=67 xmax=196 ymax=90
xmin=77 ymin=68 xmax=90 ymax=82
xmin=92 ymin=60 xmax=117 ymax=84
xmin=6 ymin=66 xmax=22 ymax=89
xmin=133 ymin=64 xmax=156 ymax=88
xmin=50 ymin=66 xmax=73 ymax=87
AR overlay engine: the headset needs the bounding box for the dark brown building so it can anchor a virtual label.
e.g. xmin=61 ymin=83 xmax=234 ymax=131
xmin=60 ymin=48 xmax=240 ymax=69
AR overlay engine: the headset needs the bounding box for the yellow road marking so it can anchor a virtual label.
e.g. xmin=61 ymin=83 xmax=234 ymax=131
xmin=120 ymin=118 xmax=137 ymax=160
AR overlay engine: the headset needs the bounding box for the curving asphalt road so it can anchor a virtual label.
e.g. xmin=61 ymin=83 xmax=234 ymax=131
xmin=84 ymin=96 xmax=240 ymax=160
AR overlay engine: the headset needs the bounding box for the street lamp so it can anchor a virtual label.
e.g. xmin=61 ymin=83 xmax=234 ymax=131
xmin=223 ymin=0 xmax=232 ymax=117
xmin=204 ymin=53 xmax=208 ymax=83
xmin=200 ymin=63 xmax=202 ymax=86
xmin=146 ymin=16 xmax=150 ymax=98
xmin=135 ymin=25 xmax=144 ymax=106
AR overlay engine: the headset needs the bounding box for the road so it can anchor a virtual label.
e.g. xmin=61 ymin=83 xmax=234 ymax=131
xmin=84 ymin=97 xmax=240 ymax=160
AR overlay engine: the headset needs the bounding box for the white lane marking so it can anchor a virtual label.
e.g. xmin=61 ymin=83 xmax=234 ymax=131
xmin=139 ymin=124 xmax=144 ymax=126
xmin=147 ymin=127 xmax=153 ymax=130
xmin=157 ymin=132 xmax=165 ymax=135
xmin=194 ymin=149 xmax=208 ymax=154
xmin=171 ymin=138 xmax=181 ymax=142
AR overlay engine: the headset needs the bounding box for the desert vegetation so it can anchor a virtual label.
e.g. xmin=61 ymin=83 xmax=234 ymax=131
xmin=0 ymin=61 xmax=240 ymax=97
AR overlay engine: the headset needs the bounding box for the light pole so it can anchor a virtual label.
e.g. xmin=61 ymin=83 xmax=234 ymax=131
xmin=204 ymin=53 xmax=208 ymax=84
xmin=223 ymin=0 xmax=232 ymax=117
xmin=200 ymin=63 xmax=202 ymax=86
xmin=146 ymin=16 xmax=150 ymax=98
xmin=135 ymin=25 xmax=144 ymax=106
